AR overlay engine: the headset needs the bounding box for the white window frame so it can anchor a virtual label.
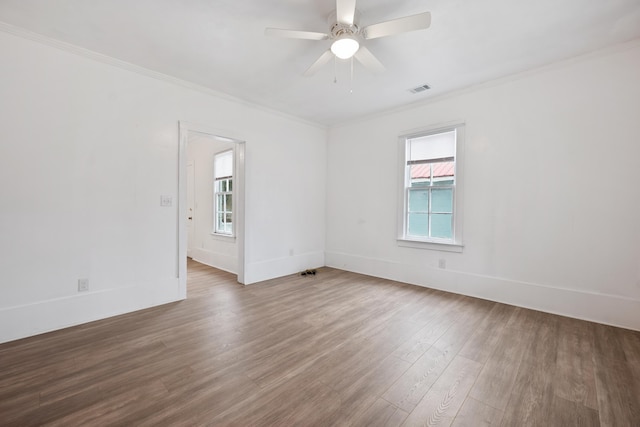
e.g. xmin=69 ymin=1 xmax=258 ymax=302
xmin=397 ymin=123 xmax=465 ymax=252
xmin=213 ymin=149 xmax=234 ymax=237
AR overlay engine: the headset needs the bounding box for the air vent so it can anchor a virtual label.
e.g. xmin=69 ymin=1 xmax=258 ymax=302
xmin=409 ymin=84 xmax=431 ymax=94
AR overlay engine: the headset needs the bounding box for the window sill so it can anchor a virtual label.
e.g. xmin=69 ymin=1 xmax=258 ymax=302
xmin=210 ymin=232 xmax=236 ymax=242
xmin=397 ymin=238 xmax=463 ymax=253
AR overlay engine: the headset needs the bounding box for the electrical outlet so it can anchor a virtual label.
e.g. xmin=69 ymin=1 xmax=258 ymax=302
xmin=160 ymin=195 xmax=173 ymax=207
xmin=78 ymin=278 xmax=89 ymax=292
xmin=438 ymin=259 xmax=446 ymax=269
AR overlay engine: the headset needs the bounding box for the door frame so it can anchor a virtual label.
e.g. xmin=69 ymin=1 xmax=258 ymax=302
xmin=186 ymin=160 xmax=195 ymax=259
xmin=177 ymin=121 xmax=246 ymax=297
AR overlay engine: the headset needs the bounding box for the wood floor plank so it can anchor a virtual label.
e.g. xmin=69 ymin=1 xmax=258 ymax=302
xmin=124 ymin=369 xmax=262 ymax=426
xmin=349 ymin=398 xmax=410 ymax=427
xmin=451 ymin=397 xmax=503 ymax=427
xmin=314 ymin=319 xmax=423 ymax=392
xmin=503 ymin=356 xmax=602 ymax=427
xmin=0 ymin=390 xmax=39 ymax=425
xmin=401 ymin=356 xmax=483 ymax=427
xmin=553 ymin=316 xmax=598 ymax=410
xmin=593 ymin=322 xmax=640 ymax=425
xmin=42 ymin=380 xmax=169 ymax=427
xmin=593 ymin=352 xmax=640 ymax=426
xmin=546 ymin=395 xmax=600 ymax=427
xmin=593 ymin=323 xmax=628 ymax=362
xmin=458 ymin=303 xmax=517 ymax=364
xmin=619 ymin=328 xmax=640 ymax=403
xmin=2 ymin=260 xmax=640 ymax=425
xmin=383 ymin=346 xmax=455 ymax=412
xmin=468 ymin=308 xmax=540 ymax=411
xmin=36 ymin=340 xmax=170 ymax=405
xmin=429 ymin=297 xmax=494 ymax=356
xmin=333 ymin=355 xmax=411 ymax=424
xmin=210 ymin=374 xmax=342 ymax=426
xmin=500 ymin=360 xmax=555 ymax=426
xmin=390 ymin=295 xmax=465 ymax=363
xmin=520 ymin=310 xmax=559 ymax=368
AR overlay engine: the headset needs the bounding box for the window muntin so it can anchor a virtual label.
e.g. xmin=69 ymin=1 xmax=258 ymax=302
xmin=401 ymin=127 xmax=460 ymax=244
xmin=213 ymin=150 xmax=233 ymax=236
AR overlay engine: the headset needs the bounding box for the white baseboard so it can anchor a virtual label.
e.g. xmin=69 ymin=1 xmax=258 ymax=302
xmin=325 ymin=251 xmax=640 ymax=332
xmin=0 ymin=278 xmax=182 ymax=344
xmin=191 ymin=248 xmax=237 ymax=274
xmin=244 ymin=251 xmax=325 ymax=285
xmin=7 ymin=250 xmax=634 ymax=344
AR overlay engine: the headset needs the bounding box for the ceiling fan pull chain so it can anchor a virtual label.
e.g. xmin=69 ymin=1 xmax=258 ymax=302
xmin=334 ymin=56 xmax=338 ymax=83
xmin=350 ymin=57 xmax=354 ymax=94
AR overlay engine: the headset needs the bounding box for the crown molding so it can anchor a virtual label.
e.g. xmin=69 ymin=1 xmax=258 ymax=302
xmin=0 ymin=21 xmax=327 ymax=131
xmin=332 ymin=37 xmax=640 ymax=128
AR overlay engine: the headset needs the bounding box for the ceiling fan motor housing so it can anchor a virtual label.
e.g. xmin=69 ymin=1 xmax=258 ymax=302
xmin=330 ymin=22 xmax=359 ymax=40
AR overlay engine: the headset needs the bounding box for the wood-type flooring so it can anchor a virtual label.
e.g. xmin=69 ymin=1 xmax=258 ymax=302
xmin=1 ymin=260 xmax=639 ymax=426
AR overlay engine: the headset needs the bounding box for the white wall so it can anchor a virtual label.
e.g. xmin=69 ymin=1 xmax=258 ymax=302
xmin=326 ymin=41 xmax=640 ymax=331
xmin=186 ymin=134 xmax=237 ymax=274
xmin=0 ymin=28 xmax=326 ymax=343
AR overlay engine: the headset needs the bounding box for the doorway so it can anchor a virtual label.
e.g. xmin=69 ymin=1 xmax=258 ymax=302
xmin=178 ymin=122 xmax=246 ymax=297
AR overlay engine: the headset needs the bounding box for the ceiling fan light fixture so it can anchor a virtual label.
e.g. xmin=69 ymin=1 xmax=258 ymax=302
xmin=331 ymin=37 xmax=360 ymax=59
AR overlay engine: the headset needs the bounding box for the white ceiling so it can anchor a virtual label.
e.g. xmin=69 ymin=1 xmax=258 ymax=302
xmin=1 ymin=0 xmax=639 ymax=125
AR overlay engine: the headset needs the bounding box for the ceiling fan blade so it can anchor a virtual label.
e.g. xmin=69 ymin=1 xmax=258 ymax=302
xmin=265 ymin=28 xmax=329 ymax=40
xmin=363 ymin=12 xmax=431 ymax=40
xmin=354 ymin=46 xmax=385 ymax=74
xmin=336 ymin=0 xmax=357 ymax=25
xmin=304 ymin=50 xmax=334 ymax=76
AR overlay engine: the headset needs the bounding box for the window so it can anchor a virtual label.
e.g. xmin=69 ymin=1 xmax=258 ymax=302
xmin=398 ymin=124 xmax=464 ymax=251
xmin=213 ymin=150 xmax=233 ymax=236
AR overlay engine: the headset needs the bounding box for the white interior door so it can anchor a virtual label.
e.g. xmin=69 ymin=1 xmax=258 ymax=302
xmin=186 ymin=161 xmax=195 ymax=258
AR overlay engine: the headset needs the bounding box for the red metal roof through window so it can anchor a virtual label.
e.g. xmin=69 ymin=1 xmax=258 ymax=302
xmin=411 ymin=163 xmax=454 ymax=179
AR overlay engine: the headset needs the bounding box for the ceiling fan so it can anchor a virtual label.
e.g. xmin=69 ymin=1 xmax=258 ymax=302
xmin=265 ymin=0 xmax=431 ymax=77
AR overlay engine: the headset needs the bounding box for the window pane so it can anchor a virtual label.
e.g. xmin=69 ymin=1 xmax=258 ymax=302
xmin=224 ymin=213 xmax=233 ymax=234
xmin=432 ymin=161 xmax=455 ymax=185
xmin=408 ymin=213 xmax=428 ymax=237
xmin=433 ymin=179 xmax=454 ymax=186
xmin=431 ymin=214 xmax=453 ymax=239
xmin=410 ymin=164 xmax=430 ymax=186
xmin=408 ymin=189 xmax=428 ymax=213
xmin=217 ymin=213 xmax=224 ymax=231
xmin=214 ymin=180 xmax=221 ymax=192
xmin=228 ymin=179 xmax=233 ymax=191
xmin=432 ymin=188 xmax=453 ymax=213
xmin=225 ymin=194 xmax=232 ymax=212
